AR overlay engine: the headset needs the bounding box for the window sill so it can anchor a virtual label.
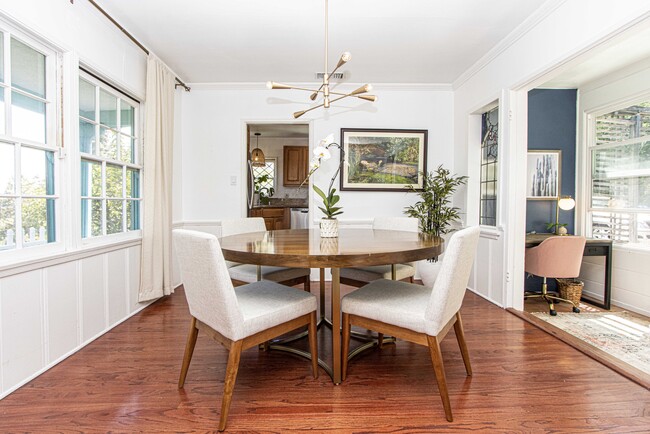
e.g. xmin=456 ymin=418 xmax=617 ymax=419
xmin=611 ymin=243 xmax=650 ymax=255
xmin=479 ymin=225 xmax=503 ymax=240
xmin=0 ymin=237 xmax=142 ymax=279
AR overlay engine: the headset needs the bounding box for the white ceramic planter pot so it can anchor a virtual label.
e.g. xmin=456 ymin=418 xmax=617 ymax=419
xmin=557 ymin=226 xmax=568 ymax=235
xmin=320 ymin=218 xmax=339 ymax=238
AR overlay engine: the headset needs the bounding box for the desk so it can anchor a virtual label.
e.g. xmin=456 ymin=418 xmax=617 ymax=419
xmin=220 ymin=228 xmax=444 ymax=384
xmin=525 ymin=233 xmax=612 ymax=310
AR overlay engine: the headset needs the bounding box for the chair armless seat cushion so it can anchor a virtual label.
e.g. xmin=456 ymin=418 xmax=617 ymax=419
xmin=341 ymin=279 xmax=430 ymax=334
xmin=228 ymin=264 xmax=310 ymax=283
xmin=339 ymin=263 xmax=416 ymax=282
xmin=234 ymin=280 xmax=317 ymax=341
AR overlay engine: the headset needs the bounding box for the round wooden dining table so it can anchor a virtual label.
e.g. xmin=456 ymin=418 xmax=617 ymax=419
xmin=220 ymin=228 xmax=444 ymax=384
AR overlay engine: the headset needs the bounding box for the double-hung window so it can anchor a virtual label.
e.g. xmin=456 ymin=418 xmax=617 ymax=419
xmin=0 ymin=30 xmax=58 ymax=251
xmin=78 ymin=72 xmax=141 ymax=239
xmin=589 ymin=100 xmax=650 ymax=244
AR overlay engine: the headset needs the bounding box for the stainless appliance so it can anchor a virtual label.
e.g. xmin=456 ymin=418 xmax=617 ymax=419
xmin=290 ymin=208 xmax=309 ymax=229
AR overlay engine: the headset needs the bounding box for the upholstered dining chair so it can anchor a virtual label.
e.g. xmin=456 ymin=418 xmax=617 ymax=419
xmin=221 ymin=218 xmax=311 ymax=291
xmin=173 ymin=229 xmax=318 ymax=432
xmin=339 ymin=217 xmax=419 ymax=287
xmin=341 ymin=226 xmax=480 ymax=422
xmin=524 ymin=235 xmax=586 ymax=315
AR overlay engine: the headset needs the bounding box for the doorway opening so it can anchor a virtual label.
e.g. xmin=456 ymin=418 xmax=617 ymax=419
xmin=246 ymin=123 xmax=310 ymax=230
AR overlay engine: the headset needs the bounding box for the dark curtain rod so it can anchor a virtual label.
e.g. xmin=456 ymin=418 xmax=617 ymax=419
xmin=81 ymin=0 xmax=190 ymax=92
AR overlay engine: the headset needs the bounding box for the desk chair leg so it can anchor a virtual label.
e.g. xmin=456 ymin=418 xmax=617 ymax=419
xmin=219 ymin=340 xmax=243 ymax=432
xmin=541 ymin=278 xmax=557 ymax=316
xmin=178 ymin=317 xmax=199 ymax=389
xmin=427 ymin=335 xmax=453 ymax=422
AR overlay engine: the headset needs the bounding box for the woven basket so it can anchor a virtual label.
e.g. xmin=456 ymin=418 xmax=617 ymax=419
xmin=556 ymin=278 xmax=584 ymax=306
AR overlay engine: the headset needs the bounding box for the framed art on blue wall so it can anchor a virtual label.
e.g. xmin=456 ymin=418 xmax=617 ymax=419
xmin=527 ymin=150 xmax=561 ymax=199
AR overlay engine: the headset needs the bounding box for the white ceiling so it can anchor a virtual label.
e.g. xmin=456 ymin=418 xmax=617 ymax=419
xmin=94 ymin=0 xmax=547 ymax=84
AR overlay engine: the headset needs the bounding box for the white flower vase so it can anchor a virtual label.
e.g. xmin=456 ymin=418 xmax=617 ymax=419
xmin=557 ymin=226 xmax=568 ymax=236
xmin=320 ymin=218 xmax=339 ymax=238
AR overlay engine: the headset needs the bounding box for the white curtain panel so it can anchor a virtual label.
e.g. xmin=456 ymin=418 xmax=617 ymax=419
xmin=139 ymin=55 xmax=175 ymax=302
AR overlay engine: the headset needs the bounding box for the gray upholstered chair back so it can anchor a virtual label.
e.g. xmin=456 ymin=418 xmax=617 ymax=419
xmin=373 ymin=217 xmax=418 ymax=232
xmin=173 ymin=229 xmax=244 ymax=340
xmin=221 ymin=217 xmax=266 ymax=237
xmin=424 ymin=226 xmax=480 ymax=335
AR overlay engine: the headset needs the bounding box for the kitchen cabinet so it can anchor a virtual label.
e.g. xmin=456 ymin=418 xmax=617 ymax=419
xmin=283 ymin=146 xmax=308 ymax=186
xmin=249 ymin=207 xmax=290 ymax=230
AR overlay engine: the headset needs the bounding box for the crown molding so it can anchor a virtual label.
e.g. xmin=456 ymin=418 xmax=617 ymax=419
xmin=186 ymin=82 xmax=453 ymax=92
xmin=452 ymin=0 xmax=567 ymax=90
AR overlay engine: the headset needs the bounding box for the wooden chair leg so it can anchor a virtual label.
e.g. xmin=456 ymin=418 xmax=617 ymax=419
xmin=453 ymin=312 xmax=472 ymax=376
xmin=219 ymin=340 xmax=243 ymax=432
xmin=377 ymin=333 xmax=384 ymax=349
xmin=342 ymin=313 xmax=351 ymax=381
xmin=427 ymin=335 xmax=453 ymax=422
xmin=308 ymin=311 xmax=319 ymax=378
xmin=178 ymin=317 xmax=199 ymax=389
xmin=304 ymin=276 xmax=311 ymax=293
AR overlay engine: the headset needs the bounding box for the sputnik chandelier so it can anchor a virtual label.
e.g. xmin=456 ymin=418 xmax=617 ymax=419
xmin=266 ymin=0 xmax=376 ymax=118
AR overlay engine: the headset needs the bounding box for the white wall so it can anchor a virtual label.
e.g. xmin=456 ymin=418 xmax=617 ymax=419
xmin=0 ymin=1 xmax=151 ymax=399
xmin=178 ymin=85 xmax=454 ymax=225
xmin=0 ymin=0 xmax=146 ymax=98
xmin=453 ymin=1 xmax=650 ymax=308
xmin=577 ymin=59 xmax=650 ymax=316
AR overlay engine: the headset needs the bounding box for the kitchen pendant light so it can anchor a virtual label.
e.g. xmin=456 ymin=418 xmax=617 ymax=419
xmin=266 ymin=0 xmax=376 ymax=118
xmin=250 ymin=132 xmax=266 ymax=167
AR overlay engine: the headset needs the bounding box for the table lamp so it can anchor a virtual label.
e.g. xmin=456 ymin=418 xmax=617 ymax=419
xmin=555 ymin=195 xmax=576 ymax=235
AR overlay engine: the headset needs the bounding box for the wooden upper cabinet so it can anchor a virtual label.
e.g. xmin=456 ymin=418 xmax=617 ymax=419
xmin=283 ymin=146 xmax=308 ymax=186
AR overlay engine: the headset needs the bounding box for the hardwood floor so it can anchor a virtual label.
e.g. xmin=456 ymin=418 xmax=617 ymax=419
xmin=1 ymin=285 xmax=649 ymax=432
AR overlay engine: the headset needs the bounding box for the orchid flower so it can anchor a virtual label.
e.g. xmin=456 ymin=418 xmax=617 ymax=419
xmin=312 ymin=146 xmax=331 ymax=160
xmin=300 ymin=134 xmax=346 ymax=219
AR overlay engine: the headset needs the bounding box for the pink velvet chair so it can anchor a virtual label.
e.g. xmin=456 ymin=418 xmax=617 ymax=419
xmin=524 ymin=236 xmax=586 ymax=315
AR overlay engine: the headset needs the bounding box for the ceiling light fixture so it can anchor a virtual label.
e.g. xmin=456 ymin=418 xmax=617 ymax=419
xmin=266 ymin=0 xmax=376 ymax=119
xmin=250 ymin=132 xmax=266 ymax=167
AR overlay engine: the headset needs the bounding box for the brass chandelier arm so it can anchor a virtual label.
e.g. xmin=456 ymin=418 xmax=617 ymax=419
xmin=269 ymin=0 xmax=375 ymax=118
xmin=268 ymin=81 xmax=377 ymax=102
xmin=294 ymin=91 xmax=375 ymax=118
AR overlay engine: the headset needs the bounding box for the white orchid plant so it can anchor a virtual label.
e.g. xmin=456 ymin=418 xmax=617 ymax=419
xmin=300 ymin=134 xmax=345 ymax=219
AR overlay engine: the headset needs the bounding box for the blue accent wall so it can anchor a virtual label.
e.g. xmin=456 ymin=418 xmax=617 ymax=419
xmin=527 ymin=89 xmax=577 ymax=234
xmin=526 ymin=89 xmax=577 ymax=294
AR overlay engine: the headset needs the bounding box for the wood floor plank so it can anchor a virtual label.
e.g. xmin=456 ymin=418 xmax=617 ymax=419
xmin=0 ymin=286 xmax=649 ymax=432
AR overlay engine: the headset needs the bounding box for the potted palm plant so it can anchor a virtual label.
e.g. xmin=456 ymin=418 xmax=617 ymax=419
xmin=404 ymin=165 xmax=467 ymax=239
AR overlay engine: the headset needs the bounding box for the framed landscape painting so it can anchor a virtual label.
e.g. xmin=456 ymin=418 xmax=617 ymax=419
xmin=527 ymin=150 xmax=561 ymax=199
xmin=340 ymin=128 xmax=427 ymax=191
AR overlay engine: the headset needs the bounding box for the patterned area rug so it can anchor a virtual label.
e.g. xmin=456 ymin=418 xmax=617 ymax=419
xmin=531 ymin=311 xmax=650 ymax=375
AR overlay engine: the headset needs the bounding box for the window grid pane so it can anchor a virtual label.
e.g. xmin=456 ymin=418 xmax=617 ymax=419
xmin=11 ymin=37 xmax=45 ymax=98
xmin=253 ymin=160 xmax=275 ymax=191
xmin=0 ymin=30 xmax=56 ymax=253
xmin=480 ymin=107 xmax=498 ymax=227
xmin=591 ymin=101 xmax=650 ymax=244
xmin=79 ymin=72 xmax=140 ymax=238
